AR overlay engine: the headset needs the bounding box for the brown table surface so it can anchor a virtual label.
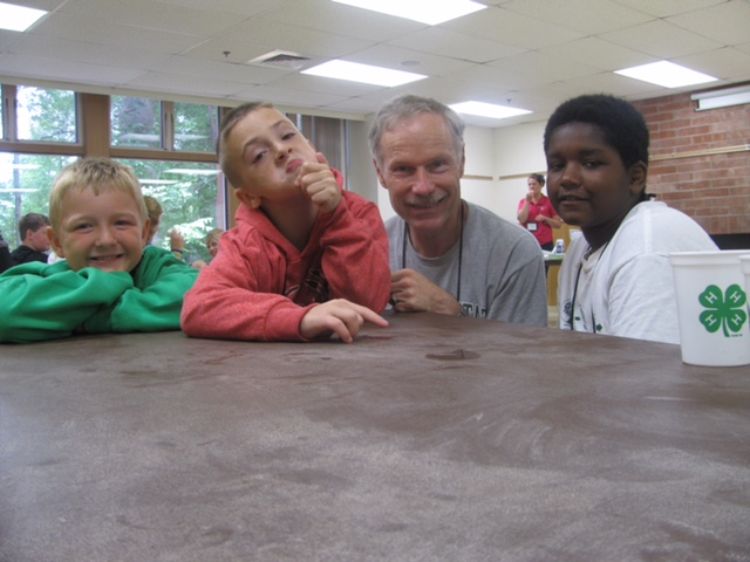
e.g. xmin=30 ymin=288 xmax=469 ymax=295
xmin=1 ymin=313 xmax=749 ymax=561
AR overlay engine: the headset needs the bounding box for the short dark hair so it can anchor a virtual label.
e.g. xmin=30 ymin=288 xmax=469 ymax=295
xmin=543 ymin=94 xmax=649 ymax=169
xmin=18 ymin=212 xmax=50 ymax=241
xmin=528 ymin=173 xmax=545 ymax=187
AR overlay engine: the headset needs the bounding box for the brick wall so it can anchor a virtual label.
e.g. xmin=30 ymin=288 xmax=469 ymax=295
xmin=632 ymin=92 xmax=750 ymax=236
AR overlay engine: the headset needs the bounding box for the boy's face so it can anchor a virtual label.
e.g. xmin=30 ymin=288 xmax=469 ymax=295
xmin=226 ymin=107 xmax=318 ymax=208
xmin=207 ymin=237 xmax=220 ymax=258
xmin=27 ymin=226 xmax=51 ymax=252
xmin=49 ymin=187 xmax=149 ymax=273
xmin=545 ymin=122 xmax=646 ymax=231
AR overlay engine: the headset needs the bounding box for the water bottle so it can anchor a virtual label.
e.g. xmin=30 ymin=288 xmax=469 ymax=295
xmin=553 ymin=239 xmax=565 ymax=254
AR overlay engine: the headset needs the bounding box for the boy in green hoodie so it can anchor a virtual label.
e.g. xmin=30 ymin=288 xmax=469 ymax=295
xmin=0 ymin=158 xmax=199 ymax=343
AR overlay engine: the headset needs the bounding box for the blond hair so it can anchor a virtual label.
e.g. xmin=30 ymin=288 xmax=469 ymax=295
xmin=49 ymin=158 xmax=147 ymax=230
xmin=205 ymin=227 xmax=224 ymax=246
xmin=143 ymin=195 xmax=163 ymax=226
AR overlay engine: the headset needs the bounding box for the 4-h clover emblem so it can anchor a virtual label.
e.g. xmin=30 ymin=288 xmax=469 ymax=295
xmin=698 ymin=284 xmax=748 ymax=337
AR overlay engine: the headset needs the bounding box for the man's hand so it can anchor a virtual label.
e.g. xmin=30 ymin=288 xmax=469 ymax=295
xmin=390 ymin=269 xmax=462 ymax=316
xmin=300 ymin=299 xmax=388 ymax=343
xmin=297 ymin=152 xmax=342 ymax=214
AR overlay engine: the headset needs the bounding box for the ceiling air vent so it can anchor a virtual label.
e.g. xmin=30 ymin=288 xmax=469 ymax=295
xmin=248 ymin=50 xmax=311 ymax=70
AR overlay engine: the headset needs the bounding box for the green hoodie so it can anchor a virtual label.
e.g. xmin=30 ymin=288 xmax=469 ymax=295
xmin=0 ymin=246 xmax=198 ymax=343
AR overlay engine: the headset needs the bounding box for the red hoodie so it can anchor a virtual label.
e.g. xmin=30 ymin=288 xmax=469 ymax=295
xmin=181 ymin=172 xmax=390 ymax=341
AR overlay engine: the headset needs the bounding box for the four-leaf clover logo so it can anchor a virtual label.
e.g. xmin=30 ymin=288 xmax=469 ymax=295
xmin=698 ymin=284 xmax=748 ymax=337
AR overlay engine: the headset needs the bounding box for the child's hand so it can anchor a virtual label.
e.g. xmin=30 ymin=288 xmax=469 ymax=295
xmin=300 ymin=299 xmax=388 ymax=343
xmin=297 ymin=152 xmax=342 ymax=214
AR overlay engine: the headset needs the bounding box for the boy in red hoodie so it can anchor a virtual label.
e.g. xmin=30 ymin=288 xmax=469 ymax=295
xmin=181 ymin=102 xmax=390 ymax=343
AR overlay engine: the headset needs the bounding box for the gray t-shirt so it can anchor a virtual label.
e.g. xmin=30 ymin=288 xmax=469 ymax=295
xmin=386 ymin=201 xmax=548 ymax=326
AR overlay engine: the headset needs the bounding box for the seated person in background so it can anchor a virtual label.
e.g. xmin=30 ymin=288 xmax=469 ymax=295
xmin=0 ymin=231 xmax=12 ymax=274
xmin=517 ymin=173 xmax=562 ymax=251
xmin=369 ymin=94 xmax=547 ymax=325
xmin=191 ymin=227 xmax=224 ymax=270
xmin=11 ymin=212 xmax=51 ymax=265
xmin=0 ymin=158 xmax=199 ymax=344
xmin=181 ymin=102 xmax=390 ymax=343
xmin=545 ymin=94 xmax=717 ymax=344
xmin=143 ymin=194 xmax=187 ymax=260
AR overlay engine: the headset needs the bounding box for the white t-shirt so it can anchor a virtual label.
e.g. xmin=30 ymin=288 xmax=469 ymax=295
xmin=557 ymin=201 xmax=717 ymax=344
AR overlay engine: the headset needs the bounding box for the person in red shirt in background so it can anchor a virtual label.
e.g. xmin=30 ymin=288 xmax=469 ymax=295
xmin=517 ymin=173 xmax=562 ymax=251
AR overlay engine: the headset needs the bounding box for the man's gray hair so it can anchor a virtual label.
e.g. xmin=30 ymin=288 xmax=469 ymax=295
xmin=368 ymin=95 xmax=465 ymax=165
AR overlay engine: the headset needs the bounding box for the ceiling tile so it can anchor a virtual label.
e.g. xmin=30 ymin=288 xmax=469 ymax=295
xmin=341 ymin=44 xmax=475 ymax=77
xmin=61 ymin=0 xmax=241 ymax=36
xmin=10 ymin=34 xmax=170 ymax=70
xmin=125 ymin=71 xmax=248 ymax=98
xmin=537 ymin=37 xmax=653 ymax=71
xmin=149 ymin=55 xmax=289 ymax=85
xmin=488 ymin=51 xmax=603 ymax=87
xmin=675 ymin=47 xmax=750 ymax=82
xmin=0 ymin=53 xmax=144 ymax=85
xmin=612 ymin=0 xmax=728 ymax=18
xmin=444 ymin=6 xmax=584 ymax=50
xmin=667 ymin=0 xmax=750 ymax=46
xmin=206 ymin=17 xmax=370 ymax=61
xmin=601 ymin=19 xmax=722 ymax=58
xmin=388 ymin=27 xmax=527 ymax=64
xmin=503 ymin=0 xmax=653 ymax=34
xmin=261 ymin=0 xmax=424 ymax=42
xmin=32 ymin=12 xmax=202 ymax=54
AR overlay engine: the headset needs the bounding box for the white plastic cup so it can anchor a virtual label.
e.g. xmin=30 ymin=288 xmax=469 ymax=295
xmin=670 ymin=250 xmax=750 ymax=367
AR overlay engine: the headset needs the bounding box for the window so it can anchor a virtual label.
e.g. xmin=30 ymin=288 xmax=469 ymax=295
xmin=174 ymin=102 xmax=219 ymax=153
xmin=16 ymin=86 xmax=78 ymax=143
xmin=111 ymin=96 xmax=219 ymax=153
xmin=111 ymin=96 xmax=162 ymax=149
xmin=1 ymin=84 xmax=79 ymax=145
xmin=0 ymin=152 xmax=77 ymax=247
xmin=119 ymin=158 xmax=224 ymax=263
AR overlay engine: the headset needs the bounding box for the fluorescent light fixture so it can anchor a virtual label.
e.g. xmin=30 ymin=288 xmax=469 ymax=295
xmin=450 ymin=101 xmax=532 ymax=120
xmin=139 ymin=179 xmax=180 ymax=185
xmin=0 ymin=1 xmax=47 ymax=32
xmin=614 ymin=60 xmax=717 ymax=89
xmin=302 ymin=60 xmax=426 ymax=87
xmin=0 ymin=188 xmax=38 ymax=193
xmin=331 ymin=0 xmax=486 ymax=25
xmin=691 ymin=85 xmax=750 ymax=111
xmin=164 ymin=168 xmax=219 ymax=176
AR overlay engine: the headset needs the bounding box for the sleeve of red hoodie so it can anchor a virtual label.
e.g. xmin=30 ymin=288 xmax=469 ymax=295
xmin=317 ymin=191 xmax=390 ymax=312
xmin=180 ymin=231 xmax=315 ymax=342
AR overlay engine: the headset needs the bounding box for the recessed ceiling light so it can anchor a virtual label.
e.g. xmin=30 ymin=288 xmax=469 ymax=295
xmin=164 ymin=169 xmax=219 ymax=176
xmin=302 ymin=60 xmax=426 ymax=87
xmin=450 ymin=101 xmax=532 ymax=120
xmin=139 ymin=179 xmax=180 ymax=185
xmin=614 ymin=61 xmax=718 ymax=89
xmin=0 ymin=1 xmax=47 ymax=32
xmin=331 ymin=0 xmax=486 ymax=25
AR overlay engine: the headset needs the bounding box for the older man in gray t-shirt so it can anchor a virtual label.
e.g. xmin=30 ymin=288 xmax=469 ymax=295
xmin=370 ymin=94 xmax=547 ymax=326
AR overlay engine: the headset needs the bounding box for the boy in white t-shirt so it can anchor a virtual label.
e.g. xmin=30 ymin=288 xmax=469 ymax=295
xmin=544 ymin=94 xmax=717 ymax=344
